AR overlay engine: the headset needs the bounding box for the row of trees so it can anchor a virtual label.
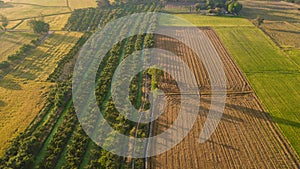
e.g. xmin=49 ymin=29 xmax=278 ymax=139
xmin=0 ymin=2 xmax=159 ymax=169
xmin=0 ymin=82 xmax=72 ymax=168
xmin=0 ymin=40 xmax=40 ymax=77
xmin=83 ymin=3 xmax=158 ymax=168
xmin=194 ymin=0 xmax=242 ymax=15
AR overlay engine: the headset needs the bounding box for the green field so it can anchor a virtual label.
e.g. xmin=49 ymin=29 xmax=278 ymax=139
xmin=161 ymin=14 xmax=300 ymax=155
xmin=215 ymin=27 xmax=299 ymax=72
xmin=285 ymin=50 xmax=300 ymax=67
xmin=247 ymin=73 xmax=300 ymax=154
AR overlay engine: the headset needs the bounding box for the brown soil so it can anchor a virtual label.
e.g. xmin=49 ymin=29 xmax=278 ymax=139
xmin=149 ymin=27 xmax=300 ymax=168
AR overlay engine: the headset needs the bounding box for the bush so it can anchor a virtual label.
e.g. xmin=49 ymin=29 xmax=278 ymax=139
xmin=28 ymin=20 xmax=49 ymax=34
xmin=0 ymin=61 xmax=10 ymax=69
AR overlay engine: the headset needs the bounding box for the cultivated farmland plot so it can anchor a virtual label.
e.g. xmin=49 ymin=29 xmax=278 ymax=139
xmin=150 ymin=27 xmax=300 ymax=168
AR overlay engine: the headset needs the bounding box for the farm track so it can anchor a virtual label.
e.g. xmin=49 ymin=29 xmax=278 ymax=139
xmin=151 ymin=27 xmax=300 ymax=168
xmin=8 ymin=12 xmax=72 ymax=22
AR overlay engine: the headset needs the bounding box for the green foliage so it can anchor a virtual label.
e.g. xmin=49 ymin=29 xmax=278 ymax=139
xmin=0 ymin=61 xmax=9 ymax=69
xmin=194 ymin=3 xmax=201 ymax=11
xmin=28 ymin=20 xmax=50 ymax=34
xmin=148 ymin=67 xmax=163 ymax=90
xmin=255 ymin=16 xmax=264 ymax=27
xmin=0 ymin=3 xmax=159 ymax=169
xmin=7 ymin=44 xmax=32 ymax=61
xmin=47 ymin=33 xmax=91 ymax=82
xmin=227 ymin=0 xmax=242 ymax=14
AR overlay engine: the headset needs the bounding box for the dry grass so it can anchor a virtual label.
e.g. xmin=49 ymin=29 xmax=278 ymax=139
xmin=69 ymin=0 xmax=97 ymax=10
xmin=10 ymin=31 xmax=83 ymax=81
xmin=3 ymin=0 xmax=67 ymax=6
xmin=261 ymin=21 xmax=300 ymax=49
xmin=0 ymin=31 xmax=82 ymax=156
xmin=240 ymin=0 xmax=300 ymax=23
xmin=44 ymin=14 xmax=71 ymax=30
xmin=240 ymin=1 xmax=300 ymax=52
xmin=0 ymin=3 xmax=70 ymax=20
xmin=16 ymin=14 xmax=71 ymax=30
xmin=2 ymin=20 xmax=22 ymax=29
xmin=0 ymin=77 xmax=51 ymax=157
xmin=0 ymin=31 xmax=38 ymax=62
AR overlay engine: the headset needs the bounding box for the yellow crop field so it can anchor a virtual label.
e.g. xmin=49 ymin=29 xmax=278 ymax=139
xmin=0 ymin=31 xmax=82 ymax=156
xmin=0 ymin=3 xmax=70 ymax=20
xmin=44 ymin=14 xmax=71 ymax=30
xmin=69 ymin=0 xmax=97 ymax=10
xmin=3 ymin=0 xmax=67 ymax=6
xmin=16 ymin=14 xmax=71 ymax=30
xmin=11 ymin=31 xmax=83 ymax=81
xmin=0 ymin=78 xmax=51 ymax=157
xmin=0 ymin=32 xmax=38 ymax=62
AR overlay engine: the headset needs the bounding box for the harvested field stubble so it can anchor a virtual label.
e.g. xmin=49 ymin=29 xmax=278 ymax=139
xmin=150 ymin=27 xmax=300 ymax=168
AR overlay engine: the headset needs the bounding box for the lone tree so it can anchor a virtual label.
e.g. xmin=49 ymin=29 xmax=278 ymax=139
xmin=0 ymin=15 xmax=8 ymax=31
xmin=255 ymin=16 xmax=264 ymax=27
xmin=28 ymin=19 xmax=49 ymax=34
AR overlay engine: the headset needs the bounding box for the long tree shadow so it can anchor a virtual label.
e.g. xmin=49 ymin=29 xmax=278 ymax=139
xmin=0 ymin=77 xmax=22 ymax=90
xmin=201 ymin=97 xmax=300 ymax=129
xmin=0 ymin=100 xmax=6 ymax=107
xmin=241 ymin=7 xmax=299 ymax=22
xmin=269 ymin=28 xmax=300 ymax=34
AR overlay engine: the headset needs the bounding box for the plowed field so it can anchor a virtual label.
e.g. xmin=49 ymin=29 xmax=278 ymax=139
xmin=150 ymin=27 xmax=299 ymax=168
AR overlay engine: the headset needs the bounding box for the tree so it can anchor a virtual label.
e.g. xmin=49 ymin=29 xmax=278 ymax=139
xmin=255 ymin=16 xmax=264 ymax=27
xmin=0 ymin=15 xmax=8 ymax=31
xmin=27 ymin=20 xmax=49 ymax=34
xmin=227 ymin=1 xmax=242 ymax=15
xmin=194 ymin=3 xmax=202 ymax=12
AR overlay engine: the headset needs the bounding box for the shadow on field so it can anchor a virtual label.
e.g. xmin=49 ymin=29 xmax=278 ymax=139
xmin=0 ymin=100 xmax=6 ymax=107
xmin=241 ymin=7 xmax=299 ymax=22
xmin=269 ymin=28 xmax=300 ymax=35
xmin=0 ymin=77 xmax=22 ymax=90
xmin=11 ymin=69 xmax=37 ymax=80
xmin=206 ymin=139 xmax=240 ymax=151
xmin=201 ymin=97 xmax=300 ymax=129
